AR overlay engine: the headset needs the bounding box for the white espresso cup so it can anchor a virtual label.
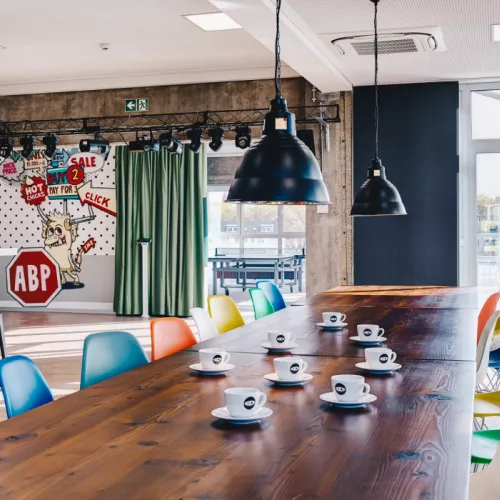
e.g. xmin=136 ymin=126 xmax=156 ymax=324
xmin=331 ymin=374 xmax=370 ymax=402
xmin=274 ymin=357 xmax=308 ymax=380
xmin=224 ymin=387 xmax=267 ymax=417
xmin=268 ymin=330 xmax=296 ymax=348
xmin=199 ymin=348 xmax=231 ymax=369
xmin=365 ymin=348 xmax=397 ymax=369
xmin=357 ymin=324 xmax=385 ymax=340
xmin=322 ymin=312 xmax=346 ymax=325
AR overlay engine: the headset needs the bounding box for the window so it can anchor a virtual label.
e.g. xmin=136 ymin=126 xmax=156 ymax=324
xmin=260 ymin=224 xmax=274 ymax=233
xmin=225 ymin=224 xmax=238 ymax=233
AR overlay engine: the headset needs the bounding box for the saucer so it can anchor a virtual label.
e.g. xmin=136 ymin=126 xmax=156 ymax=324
xmin=320 ymin=392 xmax=377 ymax=408
xmin=211 ymin=406 xmax=273 ymax=424
xmin=261 ymin=342 xmax=298 ymax=352
xmin=349 ymin=336 xmax=387 ymax=345
xmin=189 ymin=363 xmax=235 ymax=375
xmin=263 ymin=372 xmax=313 ymax=386
xmin=316 ymin=322 xmax=348 ymax=331
xmin=355 ymin=362 xmax=402 ymax=374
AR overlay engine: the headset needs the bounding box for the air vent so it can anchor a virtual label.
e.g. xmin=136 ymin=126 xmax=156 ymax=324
xmin=351 ymin=38 xmax=418 ymax=56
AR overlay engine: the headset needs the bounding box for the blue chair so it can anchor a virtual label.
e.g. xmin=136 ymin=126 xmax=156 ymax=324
xmin=256 ymin=280 xmax=287 ymax=312
xmin=0 ymin=355 xmax=54 ymax=418
xmin=80 ymin=331 xmax=149 ymax=389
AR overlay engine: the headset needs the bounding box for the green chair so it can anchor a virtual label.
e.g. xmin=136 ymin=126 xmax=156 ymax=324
xmin=471 ymin=429 xmax=500 ymax=465
xmin=249 ymin=288 xmax=275 ymax=320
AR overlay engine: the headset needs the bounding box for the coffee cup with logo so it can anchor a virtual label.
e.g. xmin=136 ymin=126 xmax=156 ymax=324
xmin=199 ymin=348 xmax=231 ymax=370
xmin=274 ymin=357 xmax=308 ymax=380
xmin=357 ymin=324 xmax=385 ymax=340
xmin=331 ymin=374 xmax=370 ymax=402
xmin=268 ymin=330 xmax=296 ymax=348
xmin=224 ymin=387 xmax=267 ymax=417
xmin=322 ymin=312 xmax=346 ymax=325
xmin=365 ymin=348 xmax=397 ymax=369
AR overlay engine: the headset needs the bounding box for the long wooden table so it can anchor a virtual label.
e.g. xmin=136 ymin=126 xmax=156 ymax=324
xmin=0 ymin=286 xmax=476 ymax=499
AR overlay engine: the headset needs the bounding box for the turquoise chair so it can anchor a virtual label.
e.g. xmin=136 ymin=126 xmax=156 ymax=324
xmin=256 ymin=280 xmax=287 ymax=312
xmin=0 ymin=355 xmax=54 ymax=418
xmin=80 ymin=331 xmax=149 ymax=389
xmin=249 ymin=288 xmax=275 ymax=320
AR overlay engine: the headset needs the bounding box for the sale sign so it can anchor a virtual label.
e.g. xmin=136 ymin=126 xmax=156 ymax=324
xmin=7 ymin=248 xmax=62 ymax=307
xmin=69 ymin=152 xmax=105 ymax=174
xmin=47 ymin=166 xmax=83 ymax=200
xmin=24 ymin=150 xmax=49 ymax=170
xmin=0 ymin=155 xmax=25 ymax=181
xmin=21 ymin=176 xmax=48 ymax=205
xmin=78 ymin=181 xmax=116 ymax=216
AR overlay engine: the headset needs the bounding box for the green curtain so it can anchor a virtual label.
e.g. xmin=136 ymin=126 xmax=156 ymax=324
xmin=114 ymin=145 xmax=207 ymax=316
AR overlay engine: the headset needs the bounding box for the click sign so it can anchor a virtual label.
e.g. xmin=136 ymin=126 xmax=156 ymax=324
xmin=125 ymin=98 xmax=149 ymax=112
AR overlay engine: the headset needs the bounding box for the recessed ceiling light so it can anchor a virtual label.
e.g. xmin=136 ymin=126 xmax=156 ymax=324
xmin=184 ymin=12 xmax=241 ymax=32
xmin=493 ymin=24 xmax=500 ymax=42
xmin=0 ymin=46 xmax=6 ymax=50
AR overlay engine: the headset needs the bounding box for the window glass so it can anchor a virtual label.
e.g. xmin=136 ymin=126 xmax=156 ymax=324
xmin=283 ymin=205 xmax=306 ymax=233
xmin=242 ymin=205 xmax=278 ymax=234
xmin=472 ymin=91 xmax=500 ymax=140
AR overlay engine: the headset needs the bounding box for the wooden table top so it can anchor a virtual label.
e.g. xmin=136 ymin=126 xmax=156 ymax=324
xmin=0 ymin=286 xmax=476 ymax=499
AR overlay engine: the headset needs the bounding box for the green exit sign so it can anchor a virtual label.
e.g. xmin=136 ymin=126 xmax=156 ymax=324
xmin=125 ymin=98 xmax=149 ymax=112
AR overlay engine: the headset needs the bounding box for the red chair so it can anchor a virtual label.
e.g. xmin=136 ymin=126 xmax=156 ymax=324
xmin=478 ymin=293 xmax=500 ymax=344
xmin=150 ymin=318 xmax=197 ymax=361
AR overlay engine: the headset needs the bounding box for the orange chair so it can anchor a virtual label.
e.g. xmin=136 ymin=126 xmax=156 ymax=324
xmin=150 ymin=318 xmax=197 ymax=361
xmin=478 ymin=293 xmax=500 ymax=343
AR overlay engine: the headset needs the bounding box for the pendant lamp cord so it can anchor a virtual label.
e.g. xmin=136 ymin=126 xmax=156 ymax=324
xmin=373 ymin=0 xmax=379 ymax=159
xmin=275 ymin=0 xmax=282 ymax=98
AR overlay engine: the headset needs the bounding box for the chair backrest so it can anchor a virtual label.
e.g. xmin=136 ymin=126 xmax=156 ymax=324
xmin=80 ymin=331 xmax=149 ymax=389
xmin=190 ymin=307 xmax=219 ymax=341
xmin=207 ymin=295 xmax=245 ymax=334
xmin=477 ymin=310 xmax=500 ymax=384
xmin=478 ymin=292 xmax=500 ymax=343
xmin=469 ymin=434 xmax=500 ymax=499
xmin=150 ymin=318 xmax=197 ymax=361
xmin=256 ymin=280 xmax=287 ymax=312
xmin=0 ymin=355 xmax=53 ymax=418
xmin=249 ymin=288 xmax=275 ymax=320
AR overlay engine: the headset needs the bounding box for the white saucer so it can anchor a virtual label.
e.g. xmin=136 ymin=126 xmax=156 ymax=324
xmin=189 ymin=363 xmax=235 ymax=375
xmin=316 ymin=322 xmax=348 ymax=331
xmin=349 ymin=336 xmax=387 ymax=345
xmin=355 ymin=362 xmax=402 ymax=374
xmin=261 ymin=342 xmax=298 ymax=352
xmin=211 ymin=406 xmax=273 ymax=424
xmin=263 ymin=372 xmax=313 ymax=386
xmin=320 ymin=392 xmax=377 ymax=408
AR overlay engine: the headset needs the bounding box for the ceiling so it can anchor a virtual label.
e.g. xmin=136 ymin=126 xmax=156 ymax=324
xmin=1 ymin=0 xmax=500 ymax=95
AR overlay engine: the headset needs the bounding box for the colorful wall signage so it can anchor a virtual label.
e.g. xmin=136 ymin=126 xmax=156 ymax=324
xmin=21 ymin=176 xmax=48 ymax=205
xmin=78 ymin=181 xmax=116 ymax=216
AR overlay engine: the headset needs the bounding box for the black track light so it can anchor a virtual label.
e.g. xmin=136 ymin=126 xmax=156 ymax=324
xmin=20 ymin=136 xmax=36 ymax=159
xmin=187 ymin=126 xmax=203 ymax=154
xmin=128 ymin=133 xmax=159 ymax=153
xmin=0 ymin=136 xmax=13 ymax=158
xmin=235 ymin=125 xmax=251 ymax=149
xmin=42 ymin=134 xmax=58 ymax=159
xmin=79 ymin=137 xmax=111 ymax=159
xmin=208 ymin=126 xmax=225 ymax=152
xmin=159 ymin=130 xmax=183 ymax=155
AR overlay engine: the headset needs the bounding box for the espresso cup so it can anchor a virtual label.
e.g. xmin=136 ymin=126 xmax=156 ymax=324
xmin=357 ymin=324 xmax=384 ymax=340
xmin=322 ymin=312 xmax=346 ymax=325
xmin=365 ymin=348 xmax=397 ymax=369
xmin=268 ymin=330 xmax=296 ymax=348
xmin=274 ymin=357 xmax=308 ymax=380
xmin=224 ymin=387 xmax=267 ymax=417
xmin=199 ymin=348 xmax=231 ymax=369
xmin=331 ymin=374 xmax=370 ymax=402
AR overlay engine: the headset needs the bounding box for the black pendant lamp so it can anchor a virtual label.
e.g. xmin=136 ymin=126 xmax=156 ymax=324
xmin=350 ymin=0 xmax=406 ymax=216
xmin=226 ymin=0 xmax=330 ymax=205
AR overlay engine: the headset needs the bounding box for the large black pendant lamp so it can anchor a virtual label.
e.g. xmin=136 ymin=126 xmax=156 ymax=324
xmin=350 ymin=0 xmax=406 ymax=216
xmin=226 ymin=0 xmax=330 ymax=204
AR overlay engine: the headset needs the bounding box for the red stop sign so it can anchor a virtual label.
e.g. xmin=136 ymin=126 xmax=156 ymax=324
xmin=7 ymin=248 xmax=62 ymax=307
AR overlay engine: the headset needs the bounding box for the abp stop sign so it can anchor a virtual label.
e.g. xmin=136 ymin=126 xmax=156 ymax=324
xmin=7 ymin=248 xmax=62 ymax=307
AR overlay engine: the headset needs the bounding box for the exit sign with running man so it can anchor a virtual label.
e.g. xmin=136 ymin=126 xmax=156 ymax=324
xmin=125 ymin=98 xmax=149 ymax=112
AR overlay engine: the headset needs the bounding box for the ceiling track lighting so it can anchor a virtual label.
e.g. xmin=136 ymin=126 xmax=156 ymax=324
xmin=350 ymin=0 xmax=406 ymax=216
xmin=187 ymin=126 xmax=203 ymax=154
xmin=225 ymin=0 xmax=330 ymax=205
xmin=79 ymin=132 xmax=111 ymax=159
xmin=235 ymin=125 xmax=251 ymax=149
xmin=208 ymin=126 xmax=225 ymax=152
xmin=42 ymin=134 xmax=59 ymax=159
xmin=20 ymin=136 xmax=36 ymax=159
xmin=0 ymin=136 xmax=13 ymax=158
xmin=129 ymin=132 xmax=159 ymax=153
xmin=159 ymin=129 xmax=183 ymax=155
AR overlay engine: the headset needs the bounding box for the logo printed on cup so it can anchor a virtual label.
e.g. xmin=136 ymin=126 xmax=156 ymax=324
xmin=290 ymin=363 xmax=300 ymax=374
xmin=213 ymin=354 xmax=222 ymax=365
xmin=379 ymin=354 xmax=389 ymax=364
xmin=277 ymin=335 xmax=286 ymax=343
xmin=363 ymin=328 xmax=372 ymax=336
xmin=330 ymin=315 xmax=338 ymax=323
xmin=244 ymin=397 xmax=256 ymax=409
xmin=335 ymin=383 xmax=347 ymax=395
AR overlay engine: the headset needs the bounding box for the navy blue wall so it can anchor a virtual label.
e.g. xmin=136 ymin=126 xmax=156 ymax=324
xmin=353 ymin=82 xmax=459 ymax=286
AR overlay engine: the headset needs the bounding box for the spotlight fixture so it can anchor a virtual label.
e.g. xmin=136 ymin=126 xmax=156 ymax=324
xmin=208 ymin=126 xmax=225 ymax=152
xmin=0 ymin=136 xmax=13 ymax=158
xmin=235 ymin=125 xmax=251 ymax=149
xmin=187 ymin=126 xmax=203 ymax=154
xmin=128 ymin=133 xmax=159 ymax=153
xmin=350 ymin=0 xmax=406 ymax=216
xmin=226 ymin=0 xmax=330 ymax=204
xmin=42 ymin=134 xmax=59 ymax=159
xmin=159 ymin=130 xmax=183 ymax=155
xmin=79 ymin=137 xmax=111 ymax=159
xmin=20 ymin=136 xmax=36 ymax=159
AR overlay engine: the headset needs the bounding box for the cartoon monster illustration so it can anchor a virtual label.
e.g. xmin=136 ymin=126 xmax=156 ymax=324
xmin=41 ymin=211 xmax=82 ymax=286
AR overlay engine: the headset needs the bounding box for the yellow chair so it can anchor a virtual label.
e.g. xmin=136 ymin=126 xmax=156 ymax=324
xmin=207 ymin=295 xmax=245 ymax=334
